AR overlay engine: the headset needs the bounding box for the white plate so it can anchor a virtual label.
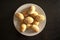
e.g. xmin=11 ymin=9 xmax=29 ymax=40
xmin=13 ymin=3 xmax=46 ymax=36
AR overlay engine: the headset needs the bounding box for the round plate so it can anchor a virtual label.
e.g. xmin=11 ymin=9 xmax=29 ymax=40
xmin=13 ymin=3 xmax=46 ymax=36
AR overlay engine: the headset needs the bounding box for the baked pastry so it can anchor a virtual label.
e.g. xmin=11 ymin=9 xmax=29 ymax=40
xmin=29 ymin=11 xmax=38 ymax=18
xmin=30 ymin=5 xmax=35 ymax=12
xmin=39 ymin=15 xmax=45 ymax=21
xmin=15 ymin=13 xmax=24 ymax=21
xmin=33 ymin=21 xmax=39 ymax=26
xmin=26 ymin=24 xmax=31 ymax=28
xmin=22 ymin=9 xmax=28 ymax=17
xmin=35 ymin=15 xmax=45 ymax=22
xmin=31 ymin=25 xmax=39 ymax=32
xmin=28 ymin=6 xmax=36 ymax=14
xmin=20 ymin=24 xmax=27 ymax=32
xmin=24 ymin=16 xmax=34 ymax=24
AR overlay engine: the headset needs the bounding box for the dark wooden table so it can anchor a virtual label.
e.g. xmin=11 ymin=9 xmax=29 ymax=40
xmin=0 ymin=0 xmax=60 ymax=40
